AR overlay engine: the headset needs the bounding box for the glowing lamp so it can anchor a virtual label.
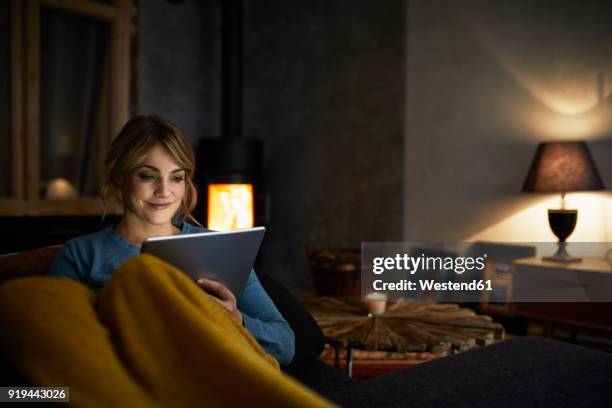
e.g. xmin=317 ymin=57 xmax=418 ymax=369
xmin=522 ymin=141 xmax=605 ymax=262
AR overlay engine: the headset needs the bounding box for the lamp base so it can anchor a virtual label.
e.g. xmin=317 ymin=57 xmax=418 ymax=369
xmin=543 ymin=242 xmax=582 ymax=263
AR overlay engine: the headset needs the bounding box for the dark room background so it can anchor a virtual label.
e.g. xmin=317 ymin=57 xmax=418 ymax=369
xmin=139 ymin=0 xmax=405 ymax=290
xmin=138 ymin=0 xmax=612 ymax=291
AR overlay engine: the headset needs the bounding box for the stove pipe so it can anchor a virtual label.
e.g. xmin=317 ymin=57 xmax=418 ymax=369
xmin=221 ymin=0 xmax=242 ymax=139
xmin=196 ymin=0 xmax=264 ymax=228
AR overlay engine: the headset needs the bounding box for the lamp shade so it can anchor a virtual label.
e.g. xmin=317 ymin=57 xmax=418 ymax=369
xmin=522 ymin=141 xmax=605 ymax=193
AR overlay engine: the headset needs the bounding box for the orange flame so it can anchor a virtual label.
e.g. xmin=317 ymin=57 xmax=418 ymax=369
xmin=207 ymin=184 xmax=254 ymax=231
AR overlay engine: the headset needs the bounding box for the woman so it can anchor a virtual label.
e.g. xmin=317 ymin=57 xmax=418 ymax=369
xmin=48 ymin=115 xmax=295 ymax=366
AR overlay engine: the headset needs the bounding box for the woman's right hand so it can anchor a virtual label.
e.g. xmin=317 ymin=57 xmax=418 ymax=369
xmin=196 ymin=278 xmax=243 ymax=325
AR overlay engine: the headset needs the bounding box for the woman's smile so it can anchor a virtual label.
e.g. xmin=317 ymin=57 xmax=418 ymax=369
xmin=147 ymin=202 xmax=173 ymax=210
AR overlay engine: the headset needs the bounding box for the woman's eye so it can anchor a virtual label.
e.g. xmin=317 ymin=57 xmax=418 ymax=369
xmin=171 ymin=176 xmax=185 ymax=183
xmin=138 ymin=174 xmax=156 ymax=181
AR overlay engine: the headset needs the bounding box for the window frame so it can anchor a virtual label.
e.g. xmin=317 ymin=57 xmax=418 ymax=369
xmin=0 ymin=0 xmax=129 ymax=216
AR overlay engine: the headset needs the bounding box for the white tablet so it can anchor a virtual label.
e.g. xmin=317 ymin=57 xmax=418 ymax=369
xmin=141 ymin=227 xmax=266 ymax=297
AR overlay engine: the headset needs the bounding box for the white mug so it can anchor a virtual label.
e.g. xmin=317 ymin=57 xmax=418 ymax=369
xmin=365 ymin=292 xmax=388 ymax=317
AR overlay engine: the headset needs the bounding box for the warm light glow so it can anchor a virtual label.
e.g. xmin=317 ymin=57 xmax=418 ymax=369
xmin=460 ymin=10 xmax=612 ymax=140
xmin=469 ymin=21 xmax=610 ymax=114
xmin=46 ymin=178 xmax=78 ymax=199
xmin=508 ymin=72 xmax=602 ymax=115
xmin=490 ymin=56 xmax=612 ymax=139
xmin=207 ymin=184 xmax=254 ymax=231
xmin=526 ymin=105 xmax=612 ymax=140
xmin=466 ymin=192 xmax=612 ymax=244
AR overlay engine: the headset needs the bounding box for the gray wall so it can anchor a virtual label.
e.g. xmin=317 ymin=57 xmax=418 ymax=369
xmin=138 ymin=0 xmax=406 ymax=290
xmin=137 ymin=0 xmax=612 ymax=290
xmin=243 ymin=0 xmax=406 ymax=288
xmin=138 ymin=0 xmax=220 ymax=144
xmin=404 ymin=0 xmax=612 ymax=242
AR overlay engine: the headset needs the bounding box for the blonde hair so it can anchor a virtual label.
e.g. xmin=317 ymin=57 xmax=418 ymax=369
xmin=101 ymin=115 xmax=202 ymax=227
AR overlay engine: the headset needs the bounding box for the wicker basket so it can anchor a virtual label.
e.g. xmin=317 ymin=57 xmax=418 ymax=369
xmin=307 ymin=248 xmax=361 ymax=296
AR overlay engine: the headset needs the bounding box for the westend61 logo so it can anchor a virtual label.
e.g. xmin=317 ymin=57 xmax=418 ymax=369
xmin=372 ymin=253 xmax=487 ymax=275
xmin=362 ymin=241 xmax=612 ymax=303
xmin=361 ymin=242 xmax=498 ymax=302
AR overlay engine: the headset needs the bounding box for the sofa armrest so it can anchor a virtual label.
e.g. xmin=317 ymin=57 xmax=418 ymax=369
xmin=0 ymin=245 xmax=62 ymax=284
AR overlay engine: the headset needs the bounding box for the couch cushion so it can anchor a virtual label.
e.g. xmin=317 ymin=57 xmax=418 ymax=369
xmin=332 ymin=337 xmax=612 ymax=407
xmin=289 ymin=359 xmax=354 ymax=399
xmin=0 ymin=246 xmax=61 ymax=284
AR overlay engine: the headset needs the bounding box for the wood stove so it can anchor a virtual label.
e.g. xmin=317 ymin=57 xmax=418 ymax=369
xmin=194 ymin=0 xmax=265 ymax=231
xmin=196 ymin=138 xmax=263 ymax=230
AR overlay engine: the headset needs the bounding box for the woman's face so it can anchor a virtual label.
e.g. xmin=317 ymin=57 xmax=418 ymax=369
xmin=120 ymin=143 xmax=186 ymax=226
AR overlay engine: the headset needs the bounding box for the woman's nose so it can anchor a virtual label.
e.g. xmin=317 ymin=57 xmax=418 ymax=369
xmin=155 ymin=179 xmax=172 ymax=196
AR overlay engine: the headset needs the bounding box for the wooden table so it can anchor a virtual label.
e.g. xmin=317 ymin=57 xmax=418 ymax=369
xmin=301 ymin=297 xmax=504 ymax=377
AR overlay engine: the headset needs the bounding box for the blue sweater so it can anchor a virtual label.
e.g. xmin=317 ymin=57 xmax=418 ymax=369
xmin=47 ymin=222 xmax=295 ymax=366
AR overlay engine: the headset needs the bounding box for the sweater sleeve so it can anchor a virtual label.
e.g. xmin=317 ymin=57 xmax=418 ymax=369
xmin=47 ymin=242 xmax=84 ymax=282
xmin=237 ymin=271 xmax=295 ymax=366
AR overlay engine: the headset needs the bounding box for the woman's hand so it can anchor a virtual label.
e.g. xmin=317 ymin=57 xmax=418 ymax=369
xmin=196 ymin=278 xmax=243 ymax=325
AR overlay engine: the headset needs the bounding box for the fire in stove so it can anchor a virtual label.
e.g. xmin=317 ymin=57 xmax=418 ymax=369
xmin=207 ymin=183 xmax=254 ymax=231
xmin=196 ymin=138 xmax=263 ymax=231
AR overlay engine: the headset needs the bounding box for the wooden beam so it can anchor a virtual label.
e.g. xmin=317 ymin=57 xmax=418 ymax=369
xmin=41 ymin=0 xmax=118 ymax=21
xmin=14 ymin=0 xmax=130 ymax=216
xmin=0 ymin=199 xmax=25 ymax=216
xmin=25 ymin=0 xmax=41 ymax=214
xmin=36 ymin=198 xmax=121 ymax=216
xmin=97 ymin=55 xmax=111 ymax=198
xmin=11 ymin=0 xmax=24 ymax=206
xmin=110 ymin=0 xmax=130 ymax=137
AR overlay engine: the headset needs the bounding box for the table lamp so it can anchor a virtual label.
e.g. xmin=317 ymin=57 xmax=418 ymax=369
xmin=522 ymin=141 xmax=605 ymax=262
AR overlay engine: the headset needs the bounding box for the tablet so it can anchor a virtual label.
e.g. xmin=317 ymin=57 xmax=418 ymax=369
xmin=141 ymin=227 xmax=266 ymax=297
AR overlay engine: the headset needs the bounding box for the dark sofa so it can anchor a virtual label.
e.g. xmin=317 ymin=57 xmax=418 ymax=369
xmin=1 ymin=247 xmax=612 ymax=407
xmin=257 ymin=269 xmax=612 ymax=407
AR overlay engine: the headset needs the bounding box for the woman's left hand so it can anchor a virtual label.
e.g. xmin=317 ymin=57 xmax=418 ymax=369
xmin=196 ymin=278 xmax=243 ymax=325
